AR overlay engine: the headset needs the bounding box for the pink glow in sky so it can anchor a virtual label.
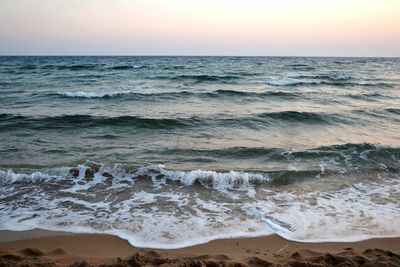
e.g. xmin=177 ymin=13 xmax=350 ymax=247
xmin=0 ymin=0 xmax=399 ymax=56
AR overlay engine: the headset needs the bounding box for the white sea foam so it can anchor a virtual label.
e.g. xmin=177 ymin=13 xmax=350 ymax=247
xmin=59 ymin=90 xmax=133 ymax=98
xmin=58 ymin=88 xmax=187 ymax=98
xmin=0 ymin=169 xmax=68 ymax=184
xmin=0 ymin=164 xmax=399 ymax=249
xmin=136 ymin=164 xmax=270 ymax=190
xmin=245 ymin=180 xmax=400 ymax=243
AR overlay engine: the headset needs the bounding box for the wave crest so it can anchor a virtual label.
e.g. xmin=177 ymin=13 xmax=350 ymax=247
xmin=136 ymin=165 xmax=270 ymax=190
xmin=58 ymin=90 xmax=132 ymax=98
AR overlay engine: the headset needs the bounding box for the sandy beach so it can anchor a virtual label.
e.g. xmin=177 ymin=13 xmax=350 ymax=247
xmin=0 ymin=230 xmax=399 ymax=266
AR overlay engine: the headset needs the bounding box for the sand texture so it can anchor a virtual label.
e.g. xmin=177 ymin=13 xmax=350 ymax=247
xmin=0 ymin=231 xmax=399 ymax=266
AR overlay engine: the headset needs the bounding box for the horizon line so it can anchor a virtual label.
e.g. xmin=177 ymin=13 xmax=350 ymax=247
xmin=0 ymin=55 xmax=399 ymax=58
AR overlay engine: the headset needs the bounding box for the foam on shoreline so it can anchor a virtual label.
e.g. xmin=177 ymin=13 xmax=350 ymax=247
xmin=1 ymin=163 xmax=399 ymax=249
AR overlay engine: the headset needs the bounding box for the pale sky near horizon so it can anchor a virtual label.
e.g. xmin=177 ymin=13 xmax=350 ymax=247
xmin=0 ymin=0 xmax=399 ymax=56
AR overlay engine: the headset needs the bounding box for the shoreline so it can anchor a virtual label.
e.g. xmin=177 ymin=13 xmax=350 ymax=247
xmin=0 ymin=230 xmax=399 ymax=266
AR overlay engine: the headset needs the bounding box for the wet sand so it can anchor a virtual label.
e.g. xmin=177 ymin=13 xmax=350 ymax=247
xmin=0 ymin=230 xmax=399 ymax=266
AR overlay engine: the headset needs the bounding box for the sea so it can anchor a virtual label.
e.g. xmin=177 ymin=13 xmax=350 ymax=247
xmin=0 ymin=56 xmax=399 ymax=249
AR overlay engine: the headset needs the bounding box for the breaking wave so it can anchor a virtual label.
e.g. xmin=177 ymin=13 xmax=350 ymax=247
xmin=0 ymin=158 xmax=399 ymax=248
xmin=55 ymin=89 xmax=301 ymax=100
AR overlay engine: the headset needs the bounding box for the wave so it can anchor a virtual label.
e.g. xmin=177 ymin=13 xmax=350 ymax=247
xmin=352 ymin=109 xmax=400 ymax=122
xmin=256 ymin=111 xmax=337 ymax=124
xmin=160 ymin=143 xmax=387 ymax=158
xmin=161 ymin=65 xmax=186 ymax=70
xmin=0 ymin=113 xmax=25 ymax=121
xmin=0 ymin=114 xmax=200 ymax=130
xmin=54 ymin=89 xmax=300 ymax=100
xmin=0 ymin=164 xmax=271 ymax=191
xmin=162 ymin=74 xmax=241 ymax=83
xmin=174 ymin=74 xmax=241 ymax=81
xmin=158 ymin=143 xmax=400 ymax=172
xmin=0 ymin=110 xmax=348 ymax=131
xmin=108 ymin=65 xmax=143 ymax=70
xmin=55 ymin=90 xmax=195 ymax=99
xmin=1 ymin=150 xmax=399 ymax=248
xmin=285 ymin=64 xmax=315 ymax=71
xmin=108 ymin=65 xmax=133 ymax=70
xmin=267 ymin=78 xmax=394 ymax=88
xmin=58 ymin=90 xmax=133 ymax=98
xmin=385 ymin=108 xmax=400 ymax=115
xmin=73 ymin=74 xmax=104 ymax=79
xmin=1 ymin=166 xmax=399 ymax=248
xmin=294 ymin=74 xmax=351 ymax=81
xmin=345 ymin=92 xmax=393 ymax=100
xmin=144 ymin=90 xmax=301 ymax=101
xmin=136 ymin=165 xmax=270 ymax=190
xmin=225 ymin=71 xmax=262 ymax=77
xmin=56 ymin=64 xmax=100 ymax=71
xmin=0 ymin=169 xmax=55 ymax=184
xmin=2 ymin=142 xmax=397 ymax=185
xmin=286 ymin=64 xmax=310 ymax=67
xmin=211 ymin=89 xmax=299 ymax=99
xmin=40 ymin=64 xmax=101 ymax=70
xmin=137 ymin=164 xmax=360 ymax=188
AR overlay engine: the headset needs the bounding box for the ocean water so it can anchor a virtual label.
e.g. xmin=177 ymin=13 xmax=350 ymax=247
xmin=0 ymin=56 xmax=399 ymax=248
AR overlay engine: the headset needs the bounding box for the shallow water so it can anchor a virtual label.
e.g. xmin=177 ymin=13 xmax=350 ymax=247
xmin=0 ymin=56 xmax=399 ymax=248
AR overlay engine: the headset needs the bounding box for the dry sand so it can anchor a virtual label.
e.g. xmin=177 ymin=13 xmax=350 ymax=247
xmin=0 ymin=230 xmax=399 ymax=266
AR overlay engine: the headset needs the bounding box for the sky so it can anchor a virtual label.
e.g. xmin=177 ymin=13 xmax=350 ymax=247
xmin=0 ymin=0 xmax=399 ymax=56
